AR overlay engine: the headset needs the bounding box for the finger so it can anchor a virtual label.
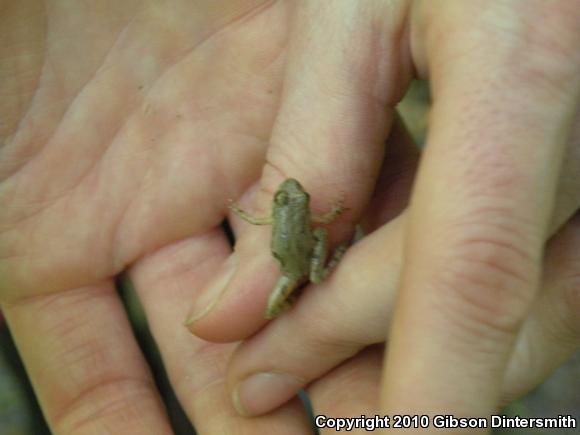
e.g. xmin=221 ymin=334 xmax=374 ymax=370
xmin=503 ymin=212 xmax=580 ymax=403
xmin=225 ymin=218 xmax=403 ymax=416
xmin=220 ymin=119 xmax=416 ymax=416
xmin=307 ymin=346 xmax=383 ymax=434
xmin=502 ymin=111 xmax=580 ymax=402
xmin=224 ymin=208 xmax=579 ymax=419
xmin=189 ymin=111 xmax=417 ymax=344
xmin=383 ymin=0 xmax=580 ymax=418
xmin=245 ymin=211 xmax=580 ymax=431
xmin=2 ymin=282 xmax=173 ymax=434
xmin=186 ymin=0 xmax=414 ymax=339
xmin=550 ymin=108 xmax=580 ymax=232
xmin=220 ymin=109 xmax=417 ymax=415
xmin=225 ymin=71 xmax=580 ymax=417
xmin=130 ymin=229 xmax=313 ymax=434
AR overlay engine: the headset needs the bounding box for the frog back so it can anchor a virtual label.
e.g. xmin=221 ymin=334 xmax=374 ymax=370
xmin=271 ymin=205 xmax=314 ymax=277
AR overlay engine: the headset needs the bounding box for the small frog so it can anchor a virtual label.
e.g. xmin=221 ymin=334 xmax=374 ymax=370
xmin=229 ymin=178 xmax=349 ymax=319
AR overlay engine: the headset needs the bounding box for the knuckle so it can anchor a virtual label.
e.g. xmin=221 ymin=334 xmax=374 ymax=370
xmin=503 ymin=7 xmax=580 ymax=102
xmin=434 ymin=223 xmax=541 ymax=333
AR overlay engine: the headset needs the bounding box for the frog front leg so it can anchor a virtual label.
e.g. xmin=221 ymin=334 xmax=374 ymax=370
xmin=229 ymin=201 xmax=272 ymax=225
xmin=265 ymin=275 xmax=301 ymax=319
xmin=311 ymin=199 xmax=345 ymax=225
xmin=310 ymin=228 xmax=348 ymax=284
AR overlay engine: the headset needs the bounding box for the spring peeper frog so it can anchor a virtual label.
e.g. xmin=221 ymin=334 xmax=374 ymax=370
xmin=229 ymin=178 xmax=348 ymax=319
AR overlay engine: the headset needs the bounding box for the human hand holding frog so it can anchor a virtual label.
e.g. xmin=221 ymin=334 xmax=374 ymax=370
xmin=188 ymin=0 xmax=580 ymax=428
xmin=1 ymin=1 xmax=376 ymax=433
xmin=0 ymin=1 xmax=428 ymax=433
xmin=2 ymin=0 xmax=580 ymax=434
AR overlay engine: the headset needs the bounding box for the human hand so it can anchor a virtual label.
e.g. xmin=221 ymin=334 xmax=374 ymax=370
xmin=0 ymin=1 xmax=326 ymax=433
xmin=187 ymin=0 xmax=580 ymax=429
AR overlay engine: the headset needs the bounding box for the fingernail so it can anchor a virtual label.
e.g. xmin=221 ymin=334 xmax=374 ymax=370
xmin=232 ymin=372 xmax=303 ymax=417
xmin=185 ymin=254 xmax=238 ymax=325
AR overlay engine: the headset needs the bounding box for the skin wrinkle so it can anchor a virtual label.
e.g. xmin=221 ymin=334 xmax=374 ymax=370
xmin=134 ymin=237 xmax=227 ymax=289
xmin=0 ymin=33 xmax=136 ymax=235
xmin=501 ymin=4 xmax=580 ymax=98
xmin=23 ymin=76 xmax=143 ymax=212
xmin=110 ymin=1 xmax=286 ymax=266
xmin=177 ymin=345 xmax=232 ymax=397
xmin=1 ymin=1 xmax=284 ymax=301
xmin=421 ymin=224 xmax=542 ymax=343
xmin=426 ymin=210 xmax=541 ymax=306
xmin=1 ymin=6 xmax=132 ymax=181
xmin=3 ymin=0 xmax=278 ymax=205
xmin=53 ymin=377 xmax=162 ymax=433
xmin=2 ymin=284 xmax=161 ymax=432
xmin=0 ymin=1 xmax=47 ymax=158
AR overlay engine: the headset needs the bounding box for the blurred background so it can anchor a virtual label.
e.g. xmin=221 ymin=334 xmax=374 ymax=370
xmin=1 ymin=81 xmax=578 ymax=434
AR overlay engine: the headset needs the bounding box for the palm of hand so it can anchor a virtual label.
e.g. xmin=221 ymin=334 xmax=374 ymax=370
xmin=0 ymin=0 xmax=284 ymax=301
xmin=0 ymin=2 xmax=336 ymax=433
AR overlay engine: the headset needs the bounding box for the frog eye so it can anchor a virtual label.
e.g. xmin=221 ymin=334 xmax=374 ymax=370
xmin=274 ymin=191 xmax=289 ymax=205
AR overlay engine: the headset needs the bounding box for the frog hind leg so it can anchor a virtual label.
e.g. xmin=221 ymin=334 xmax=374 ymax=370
xmin=265 ymin=275 xmax=300 ymax=319
xmin=310 ymin=228 xmax=328 ymax=283
xmin=310 ymin=228 xmax=348 ymax=283
xmin=310 ymin=226 xmax=362 ymax=284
